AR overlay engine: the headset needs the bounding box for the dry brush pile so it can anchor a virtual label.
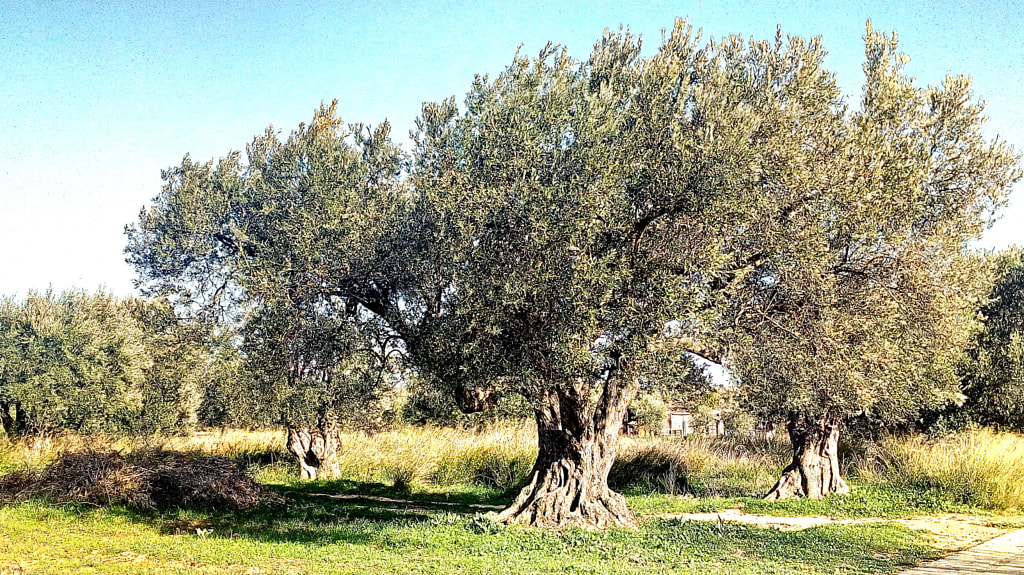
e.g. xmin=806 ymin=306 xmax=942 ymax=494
xmin=0 ymin=449 xmax=282 ymax=510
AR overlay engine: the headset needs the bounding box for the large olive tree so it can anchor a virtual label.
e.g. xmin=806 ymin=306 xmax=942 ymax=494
xmin=126 ymin=19 xmax=1020 ymax=525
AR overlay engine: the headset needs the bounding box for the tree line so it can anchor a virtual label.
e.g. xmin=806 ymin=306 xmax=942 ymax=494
xmin=2 ymin=20 xmax=1021 ymax=528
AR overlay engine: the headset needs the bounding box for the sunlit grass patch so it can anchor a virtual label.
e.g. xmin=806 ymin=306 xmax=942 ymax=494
xmin=0 ymin=495 xmax=939 ymax=575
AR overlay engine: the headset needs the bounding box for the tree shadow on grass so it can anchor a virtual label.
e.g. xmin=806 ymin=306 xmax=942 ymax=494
xmin=279 ymin=478 xmax=512 ymax=510
xmin=67 ymin=478 xmax=515 ymax=548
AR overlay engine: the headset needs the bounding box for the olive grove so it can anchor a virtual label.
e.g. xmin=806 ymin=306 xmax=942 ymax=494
xmin=125 ymin=19 xmax=1019 ymax=526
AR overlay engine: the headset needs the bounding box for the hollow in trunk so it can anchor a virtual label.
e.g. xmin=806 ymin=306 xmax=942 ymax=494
xmin=765 ymin=410 xmax=849 ymax=500
xmin=286 ymin=414 xmax=342 ymax=480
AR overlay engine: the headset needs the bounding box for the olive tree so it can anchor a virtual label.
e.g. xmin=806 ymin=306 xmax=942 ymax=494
xmin=0 ymin=290 xmax=150 ymax=436
xmin=959 ymin=248 xmax=1024 ymax=430
xmin=125 ymin=19 xmax=1020 ymax=525
xmin=126 ymin=103 xmax=404 ymax=478
xmin=393 ymin=24 xmax=768 ymax=527
xmin=715 ymin=26 xmax=1020 ymax=499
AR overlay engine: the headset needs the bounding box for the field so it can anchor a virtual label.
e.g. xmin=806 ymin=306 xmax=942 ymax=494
xmin=2 ymin=425 xmax=1024 ymax=575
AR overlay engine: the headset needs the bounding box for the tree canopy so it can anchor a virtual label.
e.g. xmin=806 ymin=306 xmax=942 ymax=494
xmin=0 ymin=290 xmax=217 ymax=436
xmin=960 ymin=248 xmax=1024 ymax=430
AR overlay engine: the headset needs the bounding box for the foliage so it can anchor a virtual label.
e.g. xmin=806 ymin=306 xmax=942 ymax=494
xmin=631 ymin=393 xmax=668 ymax=434
xmin=0 ymin=289 xmax=223 ymax=437
xmin=716 ymin=25 xmax=1021 ymax=434
xmin=129 ymin=298 xmax=226 ymax=433
xmin=125 ymin=103 xmax=405 ymax=433
xmin=0 ymin=290 xmax=151 ymax=435
xmin=959 ymin=248 xmax=1024 ymax=430
xmin=399 ymin=384 xmax=533 ymax=427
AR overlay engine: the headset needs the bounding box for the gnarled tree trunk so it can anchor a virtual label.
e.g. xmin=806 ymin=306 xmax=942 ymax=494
xmin=765 ymin=409 xmax=849 ymax=500
xmin=497 ymin=377 xmax=638 ymax=529
xmin=286 ymin=413 xmax=342 ymax=480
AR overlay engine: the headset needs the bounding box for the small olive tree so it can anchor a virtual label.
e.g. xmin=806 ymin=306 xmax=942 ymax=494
xmin=126 ymin=103 xmax=404 ymax=478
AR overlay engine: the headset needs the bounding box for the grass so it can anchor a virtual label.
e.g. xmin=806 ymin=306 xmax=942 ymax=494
xmin=0 ymin=493 xmax=938 ymax=575
xmin=4 ymin=425 xmax=1024 ymax=573
xmin=855 ymin=428 xmax=1024 ymax=511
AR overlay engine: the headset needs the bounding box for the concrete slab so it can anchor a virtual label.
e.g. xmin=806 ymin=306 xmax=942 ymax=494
xmin=900 ymin=528 xmax=1024 ymax=574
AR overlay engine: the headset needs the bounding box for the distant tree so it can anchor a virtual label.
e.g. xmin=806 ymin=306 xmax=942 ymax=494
xmin=0 ymin=290 xmax=150 ymax=436
xmin=631 ymin=394 xmax=668 ymax=435
xmin=959 ymin=248 xmax=1024 ymax=430
xmin=128 ymin=297 xmax=222 ymax=434
xmin=240 ymin=301 xmax=398 ymax=478
xmin=718 ymin=26 xmax=1020 ymax=499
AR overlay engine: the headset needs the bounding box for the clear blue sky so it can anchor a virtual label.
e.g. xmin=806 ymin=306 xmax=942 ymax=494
xmin=1 ymin=0 xmax=1021 ymax=296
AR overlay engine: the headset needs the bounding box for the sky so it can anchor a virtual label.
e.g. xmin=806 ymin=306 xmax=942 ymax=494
xmin=1 ymin=0 xmax=1022 ymax=297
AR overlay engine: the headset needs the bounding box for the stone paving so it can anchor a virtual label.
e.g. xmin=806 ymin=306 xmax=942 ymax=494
xmin=900 ymin=528 xmax=1024 ymax=574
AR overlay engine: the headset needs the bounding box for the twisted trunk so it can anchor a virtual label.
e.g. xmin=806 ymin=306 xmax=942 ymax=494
xmin=286 ymin=413 xmax=342 ymax=480
xmin=497 ymin=377 xmax=637 ymax=528
xmin=765 ymin=410 xmax=849 ymax=500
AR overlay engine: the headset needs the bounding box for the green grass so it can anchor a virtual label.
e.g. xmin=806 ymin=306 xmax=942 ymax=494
xmin=626 ymin=484 xmax=981 ymax=518
xmin=0 ymin=489 xmax=939 ymax=575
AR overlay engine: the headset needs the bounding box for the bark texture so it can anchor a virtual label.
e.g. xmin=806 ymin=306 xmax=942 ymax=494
xmin=765 ymin=410 xmax=849 ymax=500
xmin=497 ymin=378 xmax=638 ymax=529
xmin=286 ymin=414 xmax=342 ymax=480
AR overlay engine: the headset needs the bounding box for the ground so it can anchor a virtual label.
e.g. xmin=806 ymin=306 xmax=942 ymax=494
xmin=4 ymin=426 xmax=1024 ymax=574
xmin=1 ymin=481 xmax=1019 ymax=575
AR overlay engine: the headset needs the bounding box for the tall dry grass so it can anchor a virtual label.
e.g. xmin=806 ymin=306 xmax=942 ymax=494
xmin=855 ymin=428 xmax=1024 ymax=511
xmin=0 ymin=428 xmax=288 ymax=473
xmin=612 ymin=434 xmax=791 ymax=497
xmin=7 ymin=424 xmax=1024 ymax=511
xmin=335 ymin=421 xmax=537 ymax=490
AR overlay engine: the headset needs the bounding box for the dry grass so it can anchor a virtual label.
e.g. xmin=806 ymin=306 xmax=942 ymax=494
xmin=612 ymin=434 xmax=791 ymax=497
xmin=335 ymin=421 xmax=537 ymax=490
xmin=0 ymin=428 xmax=288 ymax=473
xmin=855 ymin=428 xmax=1024 ymax=511
xmin=7 ymin=425 xmax=1024 ymax=512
